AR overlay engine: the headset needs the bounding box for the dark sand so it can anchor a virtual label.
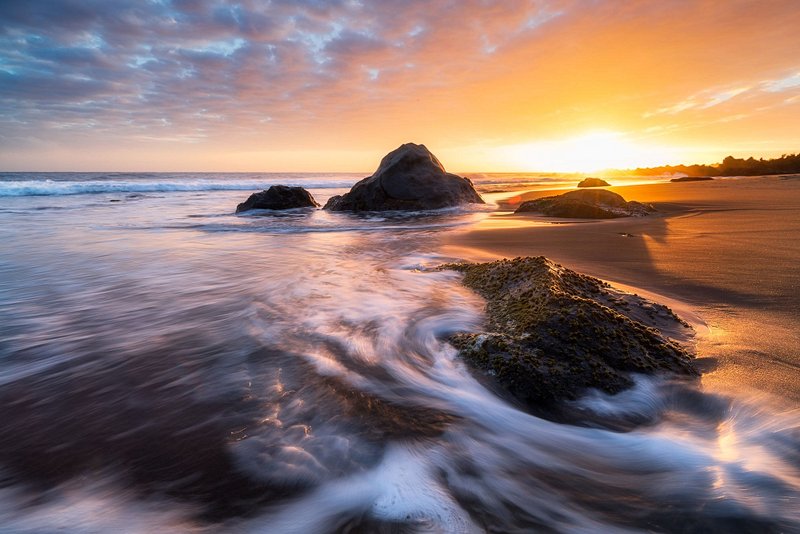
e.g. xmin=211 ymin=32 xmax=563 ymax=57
xmin=444 ymin=176 xmax=800 ymax=403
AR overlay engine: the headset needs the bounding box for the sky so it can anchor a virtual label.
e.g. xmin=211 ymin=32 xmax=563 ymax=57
xmin=1 ymin=0 xmax=799 ymax=172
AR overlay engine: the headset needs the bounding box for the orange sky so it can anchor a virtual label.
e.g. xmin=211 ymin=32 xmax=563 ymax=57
xmin=1 ymin=0 xmax=799 ymax=172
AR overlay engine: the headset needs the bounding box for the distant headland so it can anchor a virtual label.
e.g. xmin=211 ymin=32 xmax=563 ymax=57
xmin=606 ymin=152 xmax=800 ymax=177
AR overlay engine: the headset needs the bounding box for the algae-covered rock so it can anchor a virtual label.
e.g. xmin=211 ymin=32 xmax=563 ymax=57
xmin=441 ymin=257 xmax=696 ymax=409
xmin=516 ymin=189 xmax=654 ymax=218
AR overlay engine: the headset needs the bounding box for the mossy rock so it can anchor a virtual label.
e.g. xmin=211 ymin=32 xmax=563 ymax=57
xmin=516 ymin=189 xmax=655 ymax=218
xmin=440 ymin=257 xmax=696 ymax=409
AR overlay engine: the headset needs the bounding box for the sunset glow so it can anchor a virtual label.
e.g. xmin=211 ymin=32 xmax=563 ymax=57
xmin=484 ymin=132 xmax=684 ymax=173
xmin=3 ymin=2 xmax=800 ymax=530
xmin=1 ymin=1 xmax=799 ymax=171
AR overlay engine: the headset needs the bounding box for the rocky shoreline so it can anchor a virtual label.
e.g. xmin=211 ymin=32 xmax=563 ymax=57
xmin=236 ymin=143 xmax=485 ymax=213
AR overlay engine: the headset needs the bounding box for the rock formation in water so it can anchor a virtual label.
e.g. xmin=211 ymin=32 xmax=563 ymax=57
xmin=323 ymin=143 xmax=484 ymax=211
xmin=236 ymin=185 xmax=320 ymax=213
xmin=441 ymin=257 xmax=696 ymax=409
xmin=577 ymin=177 xmax=611 ymax=188
xmin=515 ymin=189 xmax=654 ymax=218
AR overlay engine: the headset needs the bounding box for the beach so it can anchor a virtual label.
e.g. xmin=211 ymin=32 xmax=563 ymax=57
xmin=445 ymin=175 xmax=800 ymax=404
xmin=4 ymin=0 xmax=800 ymax=530
xmin=0 ymin=172 xmax=799 ymax=531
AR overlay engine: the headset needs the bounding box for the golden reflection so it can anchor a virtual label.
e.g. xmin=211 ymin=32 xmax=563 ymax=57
xmin=716 ymin=421 xmax=737 ymax=462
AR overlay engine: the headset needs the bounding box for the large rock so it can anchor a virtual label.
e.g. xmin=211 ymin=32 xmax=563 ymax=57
xmin=577 ymin=177 xmax=611 ymax=188
xmin=236 ymin=185 xmax=320 ymax=213
xmin=441 ymin=257 xmax=696 ymax=410
xmin=516 ymin=189 xmax=654 ymax=218
xmin=324 ymin=143 xmax=484 ymax=211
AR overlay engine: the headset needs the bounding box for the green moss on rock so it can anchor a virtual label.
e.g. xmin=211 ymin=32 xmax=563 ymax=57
xmin=440 ymin=256 xmax=697 ymax=408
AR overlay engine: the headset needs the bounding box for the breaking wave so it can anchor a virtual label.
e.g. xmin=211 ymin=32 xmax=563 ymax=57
xmin=1 ymin=174 xmax=798 ymax=532
xmin=0 ymin=178 xmax=356 ymax=197
xmin=0 ymin=171 xmax=584 ymax=198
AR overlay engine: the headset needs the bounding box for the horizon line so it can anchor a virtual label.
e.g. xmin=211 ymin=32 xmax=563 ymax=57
xmin=3 ymin=151 xmax=796 ymax=175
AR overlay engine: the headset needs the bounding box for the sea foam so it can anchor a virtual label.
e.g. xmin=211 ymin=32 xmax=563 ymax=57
xmin=0 ymin=178 xmax=354 ymax=197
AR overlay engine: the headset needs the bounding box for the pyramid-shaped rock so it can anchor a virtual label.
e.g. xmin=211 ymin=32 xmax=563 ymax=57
xmin=324 ymin=143 xmax=484 ymax=211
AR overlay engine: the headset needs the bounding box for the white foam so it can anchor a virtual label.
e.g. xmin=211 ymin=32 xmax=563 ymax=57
xmin=0 ymin=179 xmax=354 ymax=197
xmin=569 ymin=374 xmax=666 ymax=418
xmin=0 ymin=477 xmax=200 ymax=533
xmin=240 ymin=444 xmax=480 ymax=533
xmin=367 ymin=445 xmax=477 ymax=531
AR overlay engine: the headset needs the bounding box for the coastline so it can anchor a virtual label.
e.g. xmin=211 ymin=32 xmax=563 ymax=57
xmin=445 ymin=176 xmax=800 ymax=403
xmin=2 ymin=171 xmax=800 ymax=530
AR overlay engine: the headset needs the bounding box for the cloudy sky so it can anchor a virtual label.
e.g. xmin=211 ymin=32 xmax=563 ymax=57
xmin=1 ymin=0 xmax=799 ymax=171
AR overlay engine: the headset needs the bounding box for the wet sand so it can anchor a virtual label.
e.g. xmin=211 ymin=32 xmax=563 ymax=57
xmin=445 ymin=176 xmax=800 ymax=403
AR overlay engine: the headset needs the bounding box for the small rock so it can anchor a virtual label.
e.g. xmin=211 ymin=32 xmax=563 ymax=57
xmin=236 ymin=185 xmax=320 ymax=213
xmin=577 ymin=177 xmax=611 ymax=188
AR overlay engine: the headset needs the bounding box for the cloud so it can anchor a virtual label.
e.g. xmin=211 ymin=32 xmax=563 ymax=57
xmin=646 ymin=86 xmax=751 ymax=116
xmin=0 ymin=0 xmax=799 ymax=170
xmin=762 ymin=71 xmax=800 ymax=93
xmin=0 ymin=1 xmax=561 ymax=138
xmin=646 ymin=68 xmax=800 ymax=118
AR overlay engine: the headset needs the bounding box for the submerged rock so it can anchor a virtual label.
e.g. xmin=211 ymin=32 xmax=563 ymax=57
xmin=236 ymin=185 xmax=320 ymax=213
xmin=515 ymin=189 xmax=654 ymax=218
xmin=577 ymin=177 xmax=611 ymax=188
xmin=441 ymin=257 xmax=696 ymax=409
xmin=323 ymin=143 xmax=484 ymax=211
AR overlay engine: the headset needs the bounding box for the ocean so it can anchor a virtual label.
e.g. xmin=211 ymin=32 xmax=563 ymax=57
xmin=0 ymin=172 xmax=798 ymax=533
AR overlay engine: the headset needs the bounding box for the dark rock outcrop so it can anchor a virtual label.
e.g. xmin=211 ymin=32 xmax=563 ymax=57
xmin=236 ymin=185 xmax=320 ymax=213
xmin=323 ymin=143 xmax=484 ymax=211
xmin=670 ymin=176 xmax=714 ymax=182
xmin=577 ymin=177 xmax=611 ymax=188
xmin=441 ymin=257 xmax=696 ymax=410
xmin=515 ymin=189 xmax=654 ymax=218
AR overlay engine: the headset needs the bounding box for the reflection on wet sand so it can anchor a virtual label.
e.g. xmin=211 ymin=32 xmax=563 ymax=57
xmin=444 ymin=176 xmax=800 ymax=402
xmin=1 ymin=180 xmax=799 ymax=531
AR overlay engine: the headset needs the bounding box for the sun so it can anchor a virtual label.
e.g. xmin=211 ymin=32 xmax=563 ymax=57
xmin=500 ymin=131 xmax=680 ymax=173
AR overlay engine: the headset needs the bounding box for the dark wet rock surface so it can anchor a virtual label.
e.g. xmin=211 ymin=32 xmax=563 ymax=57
xmin=441 ymin=257 xmax=697 ymax=410
xmin=516 ymin=189 xmax=655 ymax=218
xmin=324 ymin=143 xmax=484 ymax=211
xmin=236 ymin=185 xmax=320 ymax=213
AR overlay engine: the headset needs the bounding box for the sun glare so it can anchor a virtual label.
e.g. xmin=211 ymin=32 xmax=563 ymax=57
xmin=500 ymin=131 xmax=680 ymax=173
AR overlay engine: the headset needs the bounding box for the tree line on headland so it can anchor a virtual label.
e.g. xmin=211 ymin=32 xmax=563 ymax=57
xmin=607 ymin=152 xmax=800 ymax=177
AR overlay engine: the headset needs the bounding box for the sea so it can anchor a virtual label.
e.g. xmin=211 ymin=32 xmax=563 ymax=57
xmin=0 ymin=172 xmax=798 ymax=533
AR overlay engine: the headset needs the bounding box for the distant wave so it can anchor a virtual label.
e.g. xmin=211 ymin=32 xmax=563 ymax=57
xmin=0 ymin=179 xmax=355 ymax=197
xmin=0 ymin=171 xmax=582 ymax=197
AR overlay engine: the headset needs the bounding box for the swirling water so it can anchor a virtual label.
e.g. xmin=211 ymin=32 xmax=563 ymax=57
xmin=0 ymin=174 xmax=798 ymax=533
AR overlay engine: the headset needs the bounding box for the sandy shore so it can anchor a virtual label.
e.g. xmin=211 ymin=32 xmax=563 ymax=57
xmin=444 ymin=176 xmax=800 ymax=403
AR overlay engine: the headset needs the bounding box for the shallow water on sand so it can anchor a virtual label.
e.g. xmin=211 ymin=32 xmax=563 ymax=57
xmin=0 ymin=180 xmax=799 ymax=532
